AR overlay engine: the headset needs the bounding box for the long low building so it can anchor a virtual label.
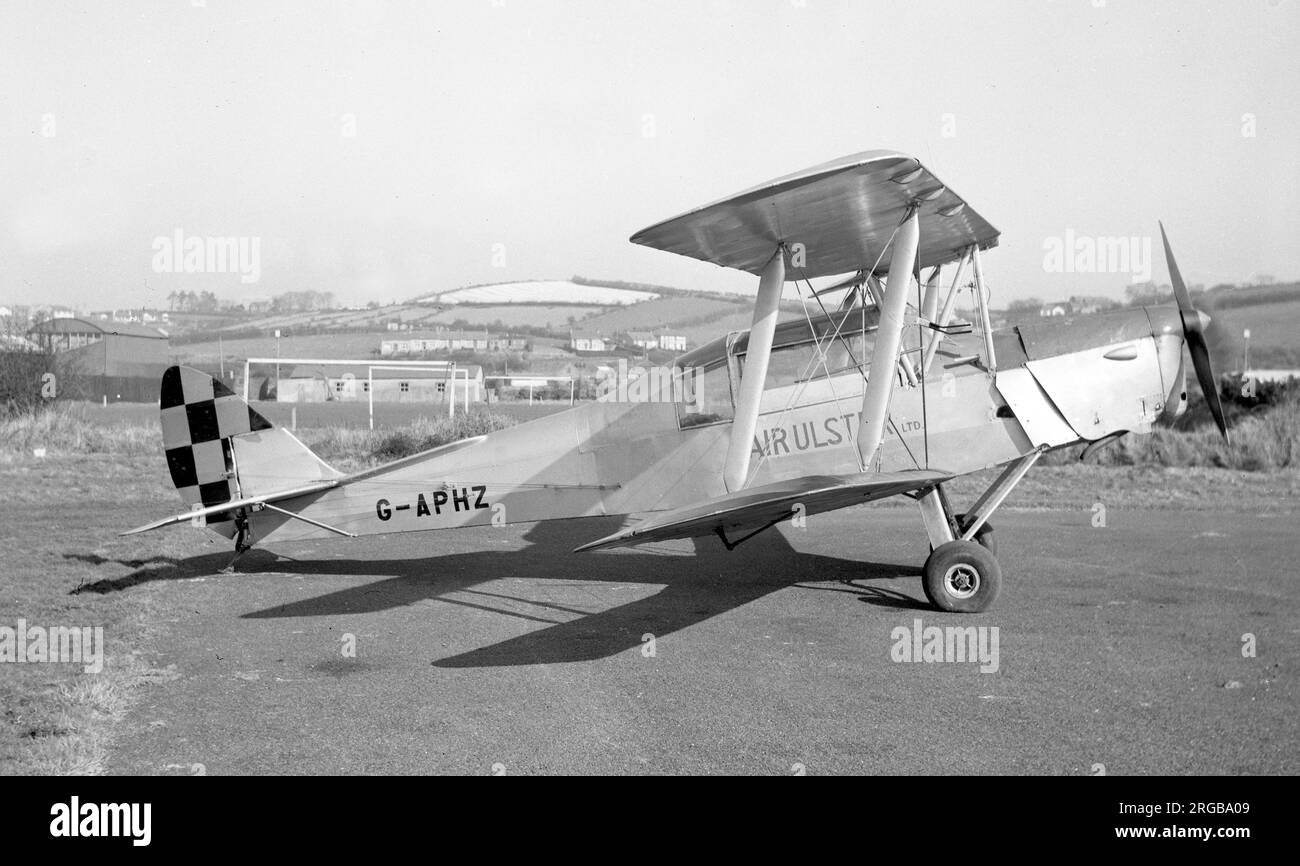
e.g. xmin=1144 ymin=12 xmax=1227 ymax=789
xmin=272 ymin=363 xmax=485 ymax=403
xmin=1232 ymin=368 xmax=1300 ymax=385
xmin=381 ymin=332 xmax=528 ymax=356
xmin=27 ymin=317 xmax=169 ymax=402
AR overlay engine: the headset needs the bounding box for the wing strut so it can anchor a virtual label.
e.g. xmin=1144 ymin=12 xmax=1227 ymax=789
xmin=723 ymin=247 xmax=785 ymax=491
xmin=920 ymin=266 xmax=941 ymax=324
xmin=971 ymin=245 xmax=997 ymax=373
xmin=921 ymin=245 xmax=971 ymax=376
xmin=856 ymin=207 xmax=920 ymax=467
xmin=712 ymin=513 xmax=789 ymax=551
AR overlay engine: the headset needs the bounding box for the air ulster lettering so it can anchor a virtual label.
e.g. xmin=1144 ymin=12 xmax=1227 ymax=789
xmin=753 ymin=413 xmax=855 ymax=457
xmin=751 ymin=412 xmax=918 ymax=457
xmin=376 ymin=485 xmax=490 ymax=521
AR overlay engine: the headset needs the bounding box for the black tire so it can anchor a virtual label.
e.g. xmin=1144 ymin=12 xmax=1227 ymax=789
xmin=956 ymin=513 xmax=997 ymax=556
xmin=922 ymin=540 xmax=1001 ymax=613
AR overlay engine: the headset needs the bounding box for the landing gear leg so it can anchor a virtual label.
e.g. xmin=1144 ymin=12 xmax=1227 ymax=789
xmin=914 ymin=449 xmax=1042 ymax=612
xmin=220 ymin=511 xmax=254 ymax=574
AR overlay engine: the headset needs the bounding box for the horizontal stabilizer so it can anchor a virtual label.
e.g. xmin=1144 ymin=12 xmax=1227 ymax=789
xmin=575 ymin=469 xmax=952 ymax=552
xmin=121 ymin=480 xmax=340 ymax=536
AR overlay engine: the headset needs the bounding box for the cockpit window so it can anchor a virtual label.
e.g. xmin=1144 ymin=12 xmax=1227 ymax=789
xmin=672 ymin=313 xmax=879 ymax=427
xmin=676 ymin=358 xmax=735 ymax=428
xmin=738 ymin=329 xmax=876 ymax=386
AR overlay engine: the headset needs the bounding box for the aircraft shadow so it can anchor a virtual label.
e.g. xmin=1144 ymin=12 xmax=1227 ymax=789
xmin=794 ymin=579 xmax=933 ymax=612
xmin=65 ymin=551 xmax=279 ymax=594
xmin=244 ymin=521 xmax=923 ymax=666
xmin=71 ymin=519 xmax=924 ymax=667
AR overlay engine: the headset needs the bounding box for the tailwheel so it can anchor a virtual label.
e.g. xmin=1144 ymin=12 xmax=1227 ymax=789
xmin=956 ymin=513 xmax=996 ymax=555
xmin=219 ymin=511 xmax=254 ymax=575
xmin=922 ymin=540 xmax=1001 ymax=613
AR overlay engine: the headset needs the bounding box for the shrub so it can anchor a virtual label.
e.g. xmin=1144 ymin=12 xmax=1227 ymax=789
xmin=300 ymin=410 xmax=516 ymax=464
xmin=0 ymin=349 xmax=89 ymax=416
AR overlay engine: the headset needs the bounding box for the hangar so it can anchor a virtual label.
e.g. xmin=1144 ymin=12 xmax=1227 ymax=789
xmin=27 ymin=317 xmax=170 ymax=402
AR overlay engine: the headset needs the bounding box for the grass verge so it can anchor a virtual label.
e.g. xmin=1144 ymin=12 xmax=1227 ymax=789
xmin=0 ymin=455 xmax=191 ymax=774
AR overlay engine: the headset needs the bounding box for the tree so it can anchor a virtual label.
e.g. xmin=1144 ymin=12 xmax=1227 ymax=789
xmin=1006 ymin=297 xmax=1043 ymax=314
xmin=1125 ymin=281 xmax=1166 ymax=306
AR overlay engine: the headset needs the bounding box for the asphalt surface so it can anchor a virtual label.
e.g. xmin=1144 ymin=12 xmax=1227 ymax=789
xmin=106 ymin=507 xmax=1298 ymax=775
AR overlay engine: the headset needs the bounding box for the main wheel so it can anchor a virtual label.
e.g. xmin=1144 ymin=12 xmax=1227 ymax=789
xmin=956 ymin=513 xmax=997 ymax=555
xmin=922 ymin=540 xmax=1002 ymax=613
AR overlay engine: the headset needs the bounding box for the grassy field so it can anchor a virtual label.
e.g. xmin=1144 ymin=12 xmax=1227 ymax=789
xmin=1209 ymin=298 xmax=1300 ymax=370
xmin=2 ymin=397 xmax=1298 ymax=774
xmin=575 ymin=295 xmax=749 ymax=334
xmin=418 ymin=304 xmax=605 ymax=328
xmin=49 ymin=399 xmax=569 ymax=432
xmin=173 ymin=333 xmax=388 ymax=366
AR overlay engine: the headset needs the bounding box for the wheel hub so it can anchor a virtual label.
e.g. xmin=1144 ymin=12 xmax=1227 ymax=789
xmin=943 ymin=563 xmax=981 ymax=599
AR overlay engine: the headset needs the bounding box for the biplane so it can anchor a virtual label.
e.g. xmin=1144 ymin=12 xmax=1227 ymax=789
xmin=127 ymin=150 xmax=1228 ymax=613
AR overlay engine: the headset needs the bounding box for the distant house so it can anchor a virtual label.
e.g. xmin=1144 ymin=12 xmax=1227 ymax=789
xmin=1038 ymin=298 xmax=1115 ymax=318
xmin=570 ymin=332 xmax=608 ymax=353
xmin=658 ymin=333 xmax=687 ymax=352
xmin=625 ymin=330 xmax=658 ymax=350
xmin=1067 ymin=296 xmax=1114 ymax=316
xmin=92 ymin=308 xmax=165 ymax=325
xmin=1235 ymin=369 xmax=1300 ymax=384
xmin=27 ymin=317 xmax=169 ymax=402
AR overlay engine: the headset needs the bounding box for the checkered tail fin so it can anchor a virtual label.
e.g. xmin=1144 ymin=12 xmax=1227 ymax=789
xmin=159 ymin=366 xmax=343 ymax=524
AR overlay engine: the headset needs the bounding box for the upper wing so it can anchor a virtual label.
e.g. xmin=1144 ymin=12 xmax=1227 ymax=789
xmin=630 ymin=150 xmax=998 ymax=279
xmin=574 ymin=468 xmax=952 ymax=552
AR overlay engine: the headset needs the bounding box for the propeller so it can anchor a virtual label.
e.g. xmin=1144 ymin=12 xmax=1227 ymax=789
xmin=1158 ymin=221 xmax=1229 ymax=443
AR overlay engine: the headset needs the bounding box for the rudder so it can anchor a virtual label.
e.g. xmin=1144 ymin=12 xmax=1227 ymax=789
xmin=159 ymin=366 xmax=341 ymax=524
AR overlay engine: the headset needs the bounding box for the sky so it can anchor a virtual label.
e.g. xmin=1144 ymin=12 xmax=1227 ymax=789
xmin=1 ymin=0 xmax=1297 ymax=312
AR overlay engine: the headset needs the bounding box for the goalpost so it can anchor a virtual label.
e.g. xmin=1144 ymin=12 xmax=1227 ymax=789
xmin=366 ymin=363 xmax=471 ymax=429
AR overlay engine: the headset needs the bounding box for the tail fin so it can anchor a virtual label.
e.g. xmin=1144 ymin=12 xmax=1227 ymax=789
xmin=159 ymin=366 xmax=342 ymax=524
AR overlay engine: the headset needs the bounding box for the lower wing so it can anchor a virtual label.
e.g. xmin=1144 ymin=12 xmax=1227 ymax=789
xmin=574 ymin=469 xmax=952 ymax=552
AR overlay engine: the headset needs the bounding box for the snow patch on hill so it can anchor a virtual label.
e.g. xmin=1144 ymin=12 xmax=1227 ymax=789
xmin=422 ymin=280 xmax=657 ymax=306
